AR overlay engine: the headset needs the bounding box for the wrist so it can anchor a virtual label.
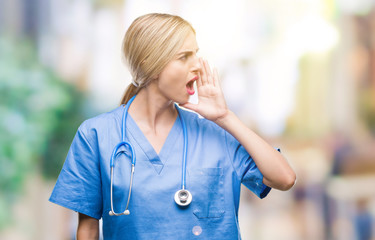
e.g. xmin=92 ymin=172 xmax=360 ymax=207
xmin=214 ymin=110 xmax=235 ymax=129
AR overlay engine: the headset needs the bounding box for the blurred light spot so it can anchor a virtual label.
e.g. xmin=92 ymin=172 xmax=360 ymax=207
xmin=192 ymin=225 xmax=202 ymax=236
xmin=286 ymin=14 xmax=339 ymax=53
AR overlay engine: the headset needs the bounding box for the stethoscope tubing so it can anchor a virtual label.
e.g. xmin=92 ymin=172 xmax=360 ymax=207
xmin=109 ymin=95 xmax=191 ymax=216
xmin=176 ymin=106 xmax=187 ymax=190
xmin=109 ymin=96 xmax=136 ymax=216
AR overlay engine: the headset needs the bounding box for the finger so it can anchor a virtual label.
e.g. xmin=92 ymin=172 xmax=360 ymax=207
xmin=196 ymin=71 xmax=202 ymax=88
xmin=203 ymin=59 xmax=213 ymax=85
xmin=180 ymin=102 xmax=199 ymax=112
xmin=200 ymin=58 xmax=207 ymax=85
xmin=196 ymin=58 xmax=202 ymax=88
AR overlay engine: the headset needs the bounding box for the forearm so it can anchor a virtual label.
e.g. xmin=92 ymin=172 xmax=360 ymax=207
xmin=215 ymin=110 xmax=296 ymax=191
xmin=77 ymin=213 xmax=99 ymax=240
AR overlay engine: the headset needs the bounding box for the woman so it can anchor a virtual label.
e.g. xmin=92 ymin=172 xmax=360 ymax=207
xmin=50 ymin=13 xmax=296 ymax=239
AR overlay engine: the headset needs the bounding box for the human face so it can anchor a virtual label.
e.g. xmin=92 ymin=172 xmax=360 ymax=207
xmin=155 ymin=32 xmax=201 ymax=104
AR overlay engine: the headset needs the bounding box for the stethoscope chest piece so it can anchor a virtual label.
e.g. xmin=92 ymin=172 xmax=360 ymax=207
xmin=174 ymin=189 xmax=192 ymax=207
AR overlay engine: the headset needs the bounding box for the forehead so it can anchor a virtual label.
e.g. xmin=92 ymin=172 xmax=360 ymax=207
xmin=178 ymin=32 xmax=199 ymax=52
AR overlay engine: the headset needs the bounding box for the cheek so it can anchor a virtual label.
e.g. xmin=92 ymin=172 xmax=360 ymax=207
xmin=160 ymin=65 xmax=186 ymax=85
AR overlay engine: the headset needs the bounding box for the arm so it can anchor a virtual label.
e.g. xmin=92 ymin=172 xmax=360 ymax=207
xmin=182 ymin=58 xmax=296 ymax=191
xmin=215 ymin=110 xmax=296 ymax=190
xmin=77 ymin=213 xmax=99 ymax=240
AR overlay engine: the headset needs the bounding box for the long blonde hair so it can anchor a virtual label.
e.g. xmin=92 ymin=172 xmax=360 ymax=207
xmin=120 ymin=13 xmax=195 ymax=104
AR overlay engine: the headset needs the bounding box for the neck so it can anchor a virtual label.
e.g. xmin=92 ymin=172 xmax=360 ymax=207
xmin=128 ymin=84 xmax=177 ymax=131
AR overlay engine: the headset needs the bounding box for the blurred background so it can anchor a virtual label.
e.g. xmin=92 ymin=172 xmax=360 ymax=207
xmin=0 ymin=0 xmax=375 ymax=239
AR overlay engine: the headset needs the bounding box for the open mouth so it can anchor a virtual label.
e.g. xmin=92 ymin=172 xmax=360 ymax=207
xmin=186 ymin=76 xmax=198 ymax=95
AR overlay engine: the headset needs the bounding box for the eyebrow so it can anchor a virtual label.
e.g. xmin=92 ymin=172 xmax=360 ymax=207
xmin=177 ymin=48 xmax=199 ymax=55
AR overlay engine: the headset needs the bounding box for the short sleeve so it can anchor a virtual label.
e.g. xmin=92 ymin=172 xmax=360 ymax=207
xmin=49 ymin=122 xmax=103 ymax=219
xmin=225 ymin=131 xmax=271 ymax=199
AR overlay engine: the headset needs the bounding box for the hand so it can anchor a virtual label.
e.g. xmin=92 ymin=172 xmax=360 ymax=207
xmin=181 ymin=58 xmax=229 ymax=122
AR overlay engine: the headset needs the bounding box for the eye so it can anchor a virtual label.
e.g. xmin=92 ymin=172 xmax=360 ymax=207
xmin=179 ymin=53 xmax=190 ymax=61
xmin=178 ymin=51 xmax=194 ymax=61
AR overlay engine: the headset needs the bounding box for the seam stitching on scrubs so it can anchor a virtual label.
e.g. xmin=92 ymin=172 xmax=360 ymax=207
xmin=126 ymin=115 xmax=153 ymax=157
xmin=126 ymin=124 xmax=165 ymax=173
xmin=79 ymin=124 xmax=96 ymax=153
xmin=158 ymin=114 xmax=182 ymax=170
xmin=80 ymin=128 xmax=96 ymax=214
xmin=78 ymin=125 xmax=103 ymax=217
xmin=223 ymin=131 xmax=241 ymax=182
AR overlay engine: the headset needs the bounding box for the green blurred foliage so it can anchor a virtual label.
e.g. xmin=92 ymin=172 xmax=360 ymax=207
xmin=0 ymin=37 xmax=86 ymax=229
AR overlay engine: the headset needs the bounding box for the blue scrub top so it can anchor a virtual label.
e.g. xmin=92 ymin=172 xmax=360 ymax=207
xmin=49 ymin=105 xmax=272 ymax=239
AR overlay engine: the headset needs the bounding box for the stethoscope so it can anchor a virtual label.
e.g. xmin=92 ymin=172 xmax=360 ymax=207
xmin=109 ymin=95 xmax=192 ymax=216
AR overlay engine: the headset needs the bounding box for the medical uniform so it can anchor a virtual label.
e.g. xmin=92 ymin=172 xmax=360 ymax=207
xmin=50 ymin=105 xmax=272 ymax=239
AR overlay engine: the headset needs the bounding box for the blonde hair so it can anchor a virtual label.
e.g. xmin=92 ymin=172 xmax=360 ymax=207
xmin=120 ymin=13 xmax=195 ymax=104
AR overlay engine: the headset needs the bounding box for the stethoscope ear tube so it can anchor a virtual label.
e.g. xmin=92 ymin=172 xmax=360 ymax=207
xmin=109 ymin=163 xmax=135 ymax=216
xmin=109 ymin=140 xmax=136 ymax=216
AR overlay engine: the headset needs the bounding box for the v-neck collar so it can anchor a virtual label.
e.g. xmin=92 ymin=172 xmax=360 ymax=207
xmin=125 ymin=111 xmax=183 ymax=175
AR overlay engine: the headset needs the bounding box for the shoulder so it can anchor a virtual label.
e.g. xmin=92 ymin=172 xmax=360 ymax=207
xmin=77 ymin=105 xmax=123 ymax=138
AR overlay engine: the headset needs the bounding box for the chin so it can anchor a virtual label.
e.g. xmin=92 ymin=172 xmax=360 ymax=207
xmin=173 ymin=95 xmax=190 ymax=105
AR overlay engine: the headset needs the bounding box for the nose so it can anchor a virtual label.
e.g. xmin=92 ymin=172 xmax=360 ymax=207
xmin=191 ymin=55 xmax=201 ymax=73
